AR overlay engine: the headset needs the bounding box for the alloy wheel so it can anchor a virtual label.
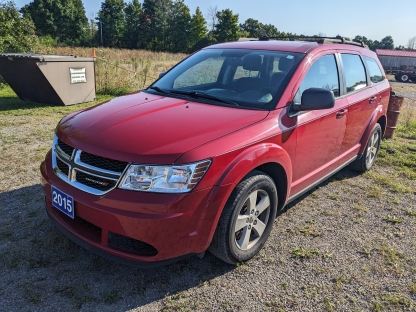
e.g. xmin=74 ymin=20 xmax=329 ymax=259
xmin=366 ymin=131 xmax=379 ymax=167
xmin=234 ymin=189 xmax=270 ymax=251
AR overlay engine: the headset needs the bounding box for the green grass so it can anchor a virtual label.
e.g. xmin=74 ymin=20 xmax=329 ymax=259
xmin=0 ymin=85 xmax=114 ymax=117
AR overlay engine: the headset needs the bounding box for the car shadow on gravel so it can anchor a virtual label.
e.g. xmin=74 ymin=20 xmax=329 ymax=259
xmin=0 ymin=184 xmax=235 ymax=310
xmin=280 ymin=167 xmax=361 ymax=214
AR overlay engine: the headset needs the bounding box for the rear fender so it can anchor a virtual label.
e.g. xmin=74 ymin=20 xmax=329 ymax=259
xmin=358 ymin=104 xmax=385 ymax=155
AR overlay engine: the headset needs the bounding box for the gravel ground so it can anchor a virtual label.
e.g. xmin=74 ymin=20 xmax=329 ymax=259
xmin=0 ymin=83 xmax=415 ymax=311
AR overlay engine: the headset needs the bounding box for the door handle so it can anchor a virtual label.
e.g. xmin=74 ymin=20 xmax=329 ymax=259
xmin=369 ymin=96 xmax=377 ymax=104
xmin=336 ymin=109 xmax=348 ymax=119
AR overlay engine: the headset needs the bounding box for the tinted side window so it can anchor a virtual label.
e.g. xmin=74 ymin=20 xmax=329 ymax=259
xmin=363 ymin=56 xmax=384 ymax=84
xmin=294 ymin=54 xmax=340 ymax=103
xmin=341 ymin=54 xmax=367 ymax=93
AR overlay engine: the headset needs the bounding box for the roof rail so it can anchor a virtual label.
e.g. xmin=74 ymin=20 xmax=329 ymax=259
xmin=257 ymin=35 xmax=368 ymax=49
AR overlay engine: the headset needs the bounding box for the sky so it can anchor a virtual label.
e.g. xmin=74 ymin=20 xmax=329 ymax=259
xmin=14 ymin=0 xmax=416 ymax=47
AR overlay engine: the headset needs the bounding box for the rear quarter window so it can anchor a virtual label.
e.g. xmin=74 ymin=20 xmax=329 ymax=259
xmin=341 ymin=54 xmax=367 ymax=93
xmin=363 ymin=56 xmax=384 ymax=84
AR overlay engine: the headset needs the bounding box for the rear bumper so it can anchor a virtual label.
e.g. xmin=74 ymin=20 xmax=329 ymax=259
xmin=40 ymin=154 xmax=233 ymax=266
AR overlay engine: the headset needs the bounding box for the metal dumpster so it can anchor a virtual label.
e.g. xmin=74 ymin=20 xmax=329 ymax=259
xmin=0 ymin=54 xmax=96 ymax=106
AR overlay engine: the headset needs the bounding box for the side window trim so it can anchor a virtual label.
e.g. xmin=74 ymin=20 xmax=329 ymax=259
xmin=360 ymin=55 xmax=373 ymax=86
xmin=334 ymin=53 xmax=346 ymax=97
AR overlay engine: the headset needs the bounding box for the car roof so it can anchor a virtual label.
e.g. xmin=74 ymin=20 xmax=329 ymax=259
xmin=205 ymin=40 xmax=371 ymax=55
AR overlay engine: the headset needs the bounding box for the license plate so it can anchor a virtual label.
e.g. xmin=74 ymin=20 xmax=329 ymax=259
xmin=51 ymin=186 xmax=74 ymax=219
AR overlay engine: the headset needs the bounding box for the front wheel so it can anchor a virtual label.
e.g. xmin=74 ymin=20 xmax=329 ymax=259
xmin=350 ymin=123 xmax=382 ymax=172
xmin=209 ymin=171 xmax=278 ymax=264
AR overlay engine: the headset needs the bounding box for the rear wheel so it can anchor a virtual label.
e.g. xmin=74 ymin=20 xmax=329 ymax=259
xmin=350 ymin=123 xmax=382 ymax=172
xmin=397 ymin=73 xmax=410 ymax=83
xmin=209 ymin=171 xmax=278 ymax=264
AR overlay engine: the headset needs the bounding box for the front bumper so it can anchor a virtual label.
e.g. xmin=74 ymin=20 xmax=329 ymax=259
xmin=40 ymin=153 xmax=232 ymax=267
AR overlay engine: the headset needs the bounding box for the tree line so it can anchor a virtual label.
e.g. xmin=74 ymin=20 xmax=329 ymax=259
xmin=1 ymin=0 xmax=414 ymax=54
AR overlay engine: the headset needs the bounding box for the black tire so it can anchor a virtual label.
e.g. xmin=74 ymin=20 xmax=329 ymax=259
xmin=209 ymin=170 xmax=278 ymax=264
xmin=394 ymin=74 xmax=400 ymax=81
xmin=350 ymin=123 xmax=382 ymax=173
xmin=397 ymin=73 xmax=410 ymax=83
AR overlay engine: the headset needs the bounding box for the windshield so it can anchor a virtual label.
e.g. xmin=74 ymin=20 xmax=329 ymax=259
xmin=145 ymin=48 xmax=304 ymax=110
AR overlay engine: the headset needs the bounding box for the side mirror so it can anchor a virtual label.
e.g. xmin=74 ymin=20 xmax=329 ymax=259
xmin=292 ymin=88 xmax=335 ymax=112
xmin=159 ymin=72 xmax=166 ymax=78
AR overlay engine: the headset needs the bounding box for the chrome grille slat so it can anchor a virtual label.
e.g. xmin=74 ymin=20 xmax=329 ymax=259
xmin=52 ymin=135 xmax=129 ymax=196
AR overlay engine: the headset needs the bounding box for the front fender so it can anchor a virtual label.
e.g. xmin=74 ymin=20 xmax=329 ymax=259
xmin=358 ymin=104 xmax=385 ymax=155
xmin=197 ymin=143 xmax=293 ymax=251
xmin=215 ymin=143 xmax=292 ymax=190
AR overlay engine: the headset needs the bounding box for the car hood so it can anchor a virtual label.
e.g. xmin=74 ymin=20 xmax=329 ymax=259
xmin=56 ymin=92 xmax=269 ymax=164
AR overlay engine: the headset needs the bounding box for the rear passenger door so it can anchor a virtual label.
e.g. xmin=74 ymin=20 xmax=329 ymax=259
xmin=338 ymin=53 xmax=375 ymax=162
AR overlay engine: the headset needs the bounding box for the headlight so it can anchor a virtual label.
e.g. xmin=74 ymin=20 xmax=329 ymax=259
xmin=119 ymin=160 xmax=211 ymax=193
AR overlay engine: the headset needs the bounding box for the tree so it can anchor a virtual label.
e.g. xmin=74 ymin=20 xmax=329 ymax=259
xmin=21 ymin=0 xmax=88 ymax=44
xmin=354 ymin=35 xmax=393 ymax=51
xmin=380 ymin=36 xmax=394 ymax=50
xmin=262 ymin=24 xmax=279 ymax=37
xmin=141 ymin=0 xmax=172 ymax=51
xmin=407 ymin=36 xmax=416 ymax=50
xmin=169 ymin=0 xmax=191 ymax=53
xmin=123 ymin=0 xmax=142 ymax=48
xmin=239 ymin=18 xmax=263 ymax=38
xmin=97 ymin=0 xmax=126 ymax=47
xmin=0 ymin=1 xmax=39 ymax=52
xmin=189 ymin=7 xmax=207 ymax=49
xmin=214 ymin=9 xmax=239 ymax=43
xmin=206 ymin=5 xmax=218 ymax=34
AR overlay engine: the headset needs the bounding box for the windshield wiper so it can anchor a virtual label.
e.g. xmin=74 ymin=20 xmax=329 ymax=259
xmin=147 ymin=86 xmax=169 ymax=94
xmin=169 ymin=90 xmax=239 ymax=106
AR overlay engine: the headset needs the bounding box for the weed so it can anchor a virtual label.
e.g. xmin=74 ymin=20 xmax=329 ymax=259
xmin=384 ymin=215 xmax=402 ymax=224
xmin=298 ymin=225 xmax=321 ymax=237
xmin=333 ymin=273 xmax=350 ymax=290
xmin=409 ymin=282 xmax=416 ymax=294
xmin=377 ymin=245 xmax=404 ymax=266
xmin=366 ymin=185 xmax=382 ymax=198
xmin=381 ymin=293 xmax=412 ymax=308
xmin=327 ymin=194 xmax=339 ymax=200
xmin=348 ymin=296 xmax=356 ymax=303
xmin=291 ymin=247 xmax=320 ymax=259
xmin=405 ymin=209 xmax=416 ymax=217
xmin=0 ymin=231 xmax=13 ymax=240
xmin=104 ymin=290 xmax=121 ymax=304
xmin=371 ymin=301 xmax=383 ymax=311
xmin=323 ymin=297 xmax=335 ymax=311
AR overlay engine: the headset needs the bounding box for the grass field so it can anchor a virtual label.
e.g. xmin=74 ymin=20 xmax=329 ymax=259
xmin=0 ymin=75 xmax=415 ymax=311
xmin=31 ymin=46 xmax=187 ymax=95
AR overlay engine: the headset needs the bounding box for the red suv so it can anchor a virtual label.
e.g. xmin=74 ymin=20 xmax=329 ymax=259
xmin=40 ymin=37 xmax=390 ymax=267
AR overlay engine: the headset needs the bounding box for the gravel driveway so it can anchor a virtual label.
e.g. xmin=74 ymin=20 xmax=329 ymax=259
xmin=0 ymin=83 xmax=415 ymax=311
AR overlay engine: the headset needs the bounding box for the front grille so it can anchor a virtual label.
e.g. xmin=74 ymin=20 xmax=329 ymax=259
xmin=53 ymin=135 xmax=128 ymax=195
xmin=109 ymin=232 xmax=158 ymax=256
xmin=58 ymin=139 xmax=75 ymax=157
xmin=80 ymin=152 xmax=128 ymax=173
xmin=76 ymin=171 xmax=116 ymax=192
xmin=75 ymin=215 xmax=102 ymax=235
xmin=57 ymin=158 xmax=69 ymax=176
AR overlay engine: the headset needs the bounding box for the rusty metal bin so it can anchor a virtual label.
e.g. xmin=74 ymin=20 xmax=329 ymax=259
xmin=0 ymin=53 xmax=95 ymax=106
xmin=384 ymin=92 xmax=404 ymax=139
